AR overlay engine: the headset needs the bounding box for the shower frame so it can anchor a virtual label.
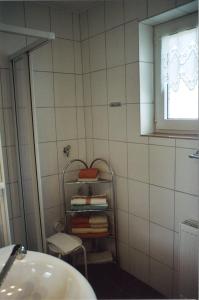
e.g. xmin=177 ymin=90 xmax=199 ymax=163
xmin=0 ymin=22 xmax=55 ymax=251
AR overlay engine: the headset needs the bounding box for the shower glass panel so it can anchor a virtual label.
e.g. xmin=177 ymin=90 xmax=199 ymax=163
xmin=12 ymin=54 xmax=43 ymax=251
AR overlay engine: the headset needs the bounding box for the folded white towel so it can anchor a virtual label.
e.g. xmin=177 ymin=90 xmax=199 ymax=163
xmin=71 ymin=197 xmax=107 ymax=205
xmin=72 ymin=194 xmax=106 ymax=199
xmin=47 ymin=232 xmax=82 ymax=255
xmin=78 ymin=177 xmax=98 ymax=182
xmin=89 ymin=215 xmax=108 ymax=224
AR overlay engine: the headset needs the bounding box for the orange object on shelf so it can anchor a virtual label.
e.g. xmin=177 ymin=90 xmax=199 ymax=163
xmin=79 ymin=168 xmax=98 ymax=179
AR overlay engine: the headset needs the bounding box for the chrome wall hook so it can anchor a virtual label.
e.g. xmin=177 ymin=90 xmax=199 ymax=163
xmin=63 ymin=145 xmax=71 ymax=157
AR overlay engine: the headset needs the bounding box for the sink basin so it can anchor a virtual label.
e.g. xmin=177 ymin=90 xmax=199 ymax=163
xmin=0 ymin=246 xmax=96 ymax=299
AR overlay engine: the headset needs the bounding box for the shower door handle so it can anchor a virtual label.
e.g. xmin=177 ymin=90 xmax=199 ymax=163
xmin=189 ymin=150 xmax=199 ymax=159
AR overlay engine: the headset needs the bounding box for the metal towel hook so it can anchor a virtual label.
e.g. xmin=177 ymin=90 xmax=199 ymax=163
xmin=63 ymin=145 xmax=71 ymax=157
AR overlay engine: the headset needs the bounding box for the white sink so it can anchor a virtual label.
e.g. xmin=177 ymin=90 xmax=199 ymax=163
xmin=0 ymin=246 xmax=96 ymax=300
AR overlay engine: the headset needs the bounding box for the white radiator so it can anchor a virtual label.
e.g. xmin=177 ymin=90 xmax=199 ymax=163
xmin=179 ymin=220 xmax=199 ymax=299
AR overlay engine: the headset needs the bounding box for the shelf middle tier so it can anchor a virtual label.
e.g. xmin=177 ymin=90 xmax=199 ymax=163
xmin=64 ymin=178 xmax=112 ymax=185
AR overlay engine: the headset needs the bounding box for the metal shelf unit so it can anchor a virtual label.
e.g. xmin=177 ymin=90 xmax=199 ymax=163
xmin=62 ymin=158 xmax=118 ymax=264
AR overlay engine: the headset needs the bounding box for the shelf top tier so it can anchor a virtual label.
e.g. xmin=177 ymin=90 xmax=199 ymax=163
xmin=64 ymin=178 xmax=112 ymax=185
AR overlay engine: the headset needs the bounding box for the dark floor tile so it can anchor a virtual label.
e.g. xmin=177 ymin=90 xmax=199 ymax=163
xmin=78 ymin=263 xmax=165 ymax=299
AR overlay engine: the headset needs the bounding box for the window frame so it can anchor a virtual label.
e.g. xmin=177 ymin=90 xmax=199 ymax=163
xmin=154 ymin=13 xmax=199 ymax=133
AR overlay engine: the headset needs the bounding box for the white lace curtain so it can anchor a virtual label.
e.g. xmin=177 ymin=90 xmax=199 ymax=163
xmin=161 ymin=27 xmax=198 ymax=92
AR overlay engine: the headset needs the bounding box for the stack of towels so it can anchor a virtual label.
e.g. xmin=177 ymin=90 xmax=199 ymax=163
xmin=71 ymin=194 xmax=108 ymax=211
xmin=78 ymin=168 xmax=99 ymax=182
xmin=71 ymin=215 xmax=109 ymax=237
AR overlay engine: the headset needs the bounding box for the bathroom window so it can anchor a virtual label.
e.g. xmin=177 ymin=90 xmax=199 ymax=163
xmin=155 ymin=13 xmax=198 ymax=133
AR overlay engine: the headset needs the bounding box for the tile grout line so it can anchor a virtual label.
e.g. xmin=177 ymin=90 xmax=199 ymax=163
xmin=72 ymin=11 xmax=79 ymax=159
xmin=87 ymin=8 xmax=94 ymax=164
xmin=80 ymin=15 xmax=89 ymax=163
xmin=32 ymin=60 xmax=157 ymax=75
xmin=49 ymin=7 xmax=62 ymax=209
xmin=122 ymin=0 xmax=130 ymax=270
xmin=78 ymin=10 xmax=87 ymax=163
xmin=104 ymin=0 xmax=111 ymax=167
xmin=148 ymin=138 xmax=151 ymax=284
xmin=172 ymin=138 xmax=177 ymax=297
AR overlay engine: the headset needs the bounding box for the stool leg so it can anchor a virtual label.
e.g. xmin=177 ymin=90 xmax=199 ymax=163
xmin=81 ymin=245 xmax=88 ymax=279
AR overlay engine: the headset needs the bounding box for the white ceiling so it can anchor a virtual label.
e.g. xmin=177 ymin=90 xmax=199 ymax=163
xmin=39 ymin=1 xmax=103 ymax=12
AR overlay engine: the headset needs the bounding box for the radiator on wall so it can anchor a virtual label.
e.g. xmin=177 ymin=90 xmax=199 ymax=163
xmin=179 ymin=220 xmax=199 ymax=299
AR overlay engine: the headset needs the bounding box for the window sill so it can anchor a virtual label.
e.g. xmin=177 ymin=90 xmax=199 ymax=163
xmin=141 ymin=132 xmax=199 ymax=140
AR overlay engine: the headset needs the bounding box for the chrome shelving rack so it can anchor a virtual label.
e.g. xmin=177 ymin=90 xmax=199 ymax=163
xmin=62 ymin=158 xmax=118 ymax=264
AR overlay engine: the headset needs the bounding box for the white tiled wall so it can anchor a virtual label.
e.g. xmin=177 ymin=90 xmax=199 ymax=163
xmin=30 ymin=4 xmax=86 ymax=239
xmin=0 ymin=0 xmax=198 ymax=298
xmin=80 ymin=0 xmax=198 ymax=297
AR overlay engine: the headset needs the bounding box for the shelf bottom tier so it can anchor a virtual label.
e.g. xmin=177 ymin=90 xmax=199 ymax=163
xmin=87 ymin=250 xmax=113 ymax=264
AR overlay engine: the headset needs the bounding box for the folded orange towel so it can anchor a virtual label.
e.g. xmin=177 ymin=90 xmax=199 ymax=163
xmin=79 ymin=168 xmax=98 ymax=179
xmin=71 ymin=216 xmax=89 ymax=225
xmin=72 ymin=222 xmax=89 ymax=228
xmin=72 ymin=227 xmax=108 ymax=234
xmin=71 ymin=215 xmax=108 ymax=226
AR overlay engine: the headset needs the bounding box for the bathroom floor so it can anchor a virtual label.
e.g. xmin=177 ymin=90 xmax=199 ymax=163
xmin=78 ymin=263 xmax=164 ymax=299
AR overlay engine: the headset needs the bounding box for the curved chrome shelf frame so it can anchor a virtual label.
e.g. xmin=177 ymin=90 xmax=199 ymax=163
xmin=62 ymin=158 xmax=118 ymax=264
xmin=62 ymin=159 xmax=88 ymax=215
